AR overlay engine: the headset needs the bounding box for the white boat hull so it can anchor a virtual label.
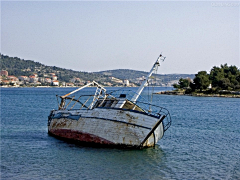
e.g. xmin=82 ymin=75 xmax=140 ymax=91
xmin=48 ymin=108 xmax=164 ymax=148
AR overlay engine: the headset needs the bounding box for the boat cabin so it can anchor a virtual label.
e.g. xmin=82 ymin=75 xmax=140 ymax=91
xmin=93 ymin=94 xmax=145 ymax=112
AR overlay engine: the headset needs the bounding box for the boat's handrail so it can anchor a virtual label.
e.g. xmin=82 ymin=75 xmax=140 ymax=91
xmin=131 ymin=100 xmax=171 ymax=132
xmin=108 ymin=89 xmax=171 ymax=131
xmin=57 ymin=87 xmax=171 ymax=132
xmin=57 ymin=92 xmax=171 ymax=132
xmin=58 ymin=94 xmax=101 ymax=110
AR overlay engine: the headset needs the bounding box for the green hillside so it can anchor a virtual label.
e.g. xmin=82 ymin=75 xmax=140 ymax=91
xmin=1 ymin=53 xmax=195 ymax=86
xmin=0 ymin=54 xmax=109 ymax=84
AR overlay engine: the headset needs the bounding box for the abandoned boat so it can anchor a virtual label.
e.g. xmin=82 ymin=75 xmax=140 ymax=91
xmin=48 ymin=54 xmax=171 ymax=148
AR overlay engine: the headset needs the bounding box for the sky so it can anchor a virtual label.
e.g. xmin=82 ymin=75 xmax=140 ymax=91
xmin=1 ymin=1 xmax=239 ymax=74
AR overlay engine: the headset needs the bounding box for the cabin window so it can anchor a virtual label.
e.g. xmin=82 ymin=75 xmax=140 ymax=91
xmin=93 ymin=100 xmax=103 ymax=108
xmin=119 ymin=94 xmax=126 ymax=98
xmin=95 ymin=99 xmax=116 ymax=108
xmin=103 ymin=100 xmax=114 ymax=107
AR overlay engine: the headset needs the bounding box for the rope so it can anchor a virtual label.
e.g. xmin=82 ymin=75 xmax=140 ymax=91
xmin=150 ymin=65 xmax=159 ymax=105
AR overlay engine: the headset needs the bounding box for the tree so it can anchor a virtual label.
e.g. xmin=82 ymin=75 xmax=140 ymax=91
xmin=193 ymin=71 xmax=210 ymax=91
xmin=173 ymin=78 xmax=190 ymax=89
xmin=236 ymin=74 xmax=240 ymax=83
xmin=179 ymin=78 xmax=190 ymax=88
xmin=219 ymin=78 xmax=232 ymax=90
xmin=173 ymin=83 xmax=180 ymax=89
xmin=210 ymin=66 xmax=224 ymax=88
xmin=210 ymin=64 xmax=240 ymax=90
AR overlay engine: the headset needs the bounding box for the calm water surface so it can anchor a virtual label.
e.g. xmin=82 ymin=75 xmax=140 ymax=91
xmin=1 ymin=87 xmax=240 ymax=179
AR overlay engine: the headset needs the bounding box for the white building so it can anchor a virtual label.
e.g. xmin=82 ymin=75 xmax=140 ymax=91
xmin=38 ymin=77 xmax=45 ymax=83
xmin=52 ymin=80 xmax=59 ymax=86
xmin=29 ymin=76 xmax=38 ymax=83
xmin=45 ymin=78 xmax=52 ymax=83
xmin=18 ymin=76 xmax=29 ymax=81
xmin=52 ymin=75 xmax=58 ymax=80
xmin=123 ymin=79 xmax=130 ymax=86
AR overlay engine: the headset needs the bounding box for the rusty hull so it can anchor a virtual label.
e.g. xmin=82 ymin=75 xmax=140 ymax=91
xmin=48 ymin=108 xmax=164 ymax=148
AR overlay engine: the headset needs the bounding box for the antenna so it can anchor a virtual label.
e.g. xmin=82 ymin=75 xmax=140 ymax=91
xmin=159 ymin=53 xmax=166 ymax=62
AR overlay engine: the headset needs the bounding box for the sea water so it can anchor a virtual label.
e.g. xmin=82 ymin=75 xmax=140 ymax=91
xmin=1 ymin=87 xmax=240 ymax=179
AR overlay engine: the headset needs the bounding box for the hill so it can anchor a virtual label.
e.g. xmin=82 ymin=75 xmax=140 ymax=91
xmin=0 ymin=54 xmax=112 ymax=85
xmin=0 ymin=54 xmax=194 ymax=86
xmin=97 ymin=69 xmax=195 ymax=86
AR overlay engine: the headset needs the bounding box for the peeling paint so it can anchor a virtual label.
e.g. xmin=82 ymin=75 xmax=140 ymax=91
xmin=49 ymin=129 xmax=114 ymax=145
xmin=48 ymin=108 xmax=164 ymax=147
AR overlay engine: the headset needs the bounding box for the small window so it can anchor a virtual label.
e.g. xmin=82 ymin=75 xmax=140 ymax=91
xmin=119 ymin=94 xmax=126 ymax=98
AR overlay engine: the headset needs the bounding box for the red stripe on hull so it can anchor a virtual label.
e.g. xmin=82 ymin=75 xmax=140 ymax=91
xmin=49 ymin=129 xmax=115 ymax=145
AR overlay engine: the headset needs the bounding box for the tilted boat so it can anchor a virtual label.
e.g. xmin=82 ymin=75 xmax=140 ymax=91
xmin=48 ymin=54 xmax=171 ymax=148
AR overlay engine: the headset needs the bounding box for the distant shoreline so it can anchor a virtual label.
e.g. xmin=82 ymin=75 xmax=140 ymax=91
xmin=155 ymin=91 xmax=240 ymax=98
xmin=0 ymin=85 xmax=173 ymax=88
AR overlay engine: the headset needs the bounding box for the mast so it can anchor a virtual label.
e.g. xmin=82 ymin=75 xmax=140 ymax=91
xmin=130 ymin=54 xmax=166 ymax=102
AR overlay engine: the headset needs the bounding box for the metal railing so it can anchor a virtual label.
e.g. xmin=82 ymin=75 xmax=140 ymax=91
xmin=106 ymin=89 xmax=171 ymax=132
xmin=56 ymin=87 xmax=172 ymax=132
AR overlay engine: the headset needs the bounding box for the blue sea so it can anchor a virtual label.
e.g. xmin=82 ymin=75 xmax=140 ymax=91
xmin=1 ymin=87 xmax=240 ymax=179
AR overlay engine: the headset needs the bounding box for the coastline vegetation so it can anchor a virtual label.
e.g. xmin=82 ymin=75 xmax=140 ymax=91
xmin=169 ymin=64 xmax=240 ymax=97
